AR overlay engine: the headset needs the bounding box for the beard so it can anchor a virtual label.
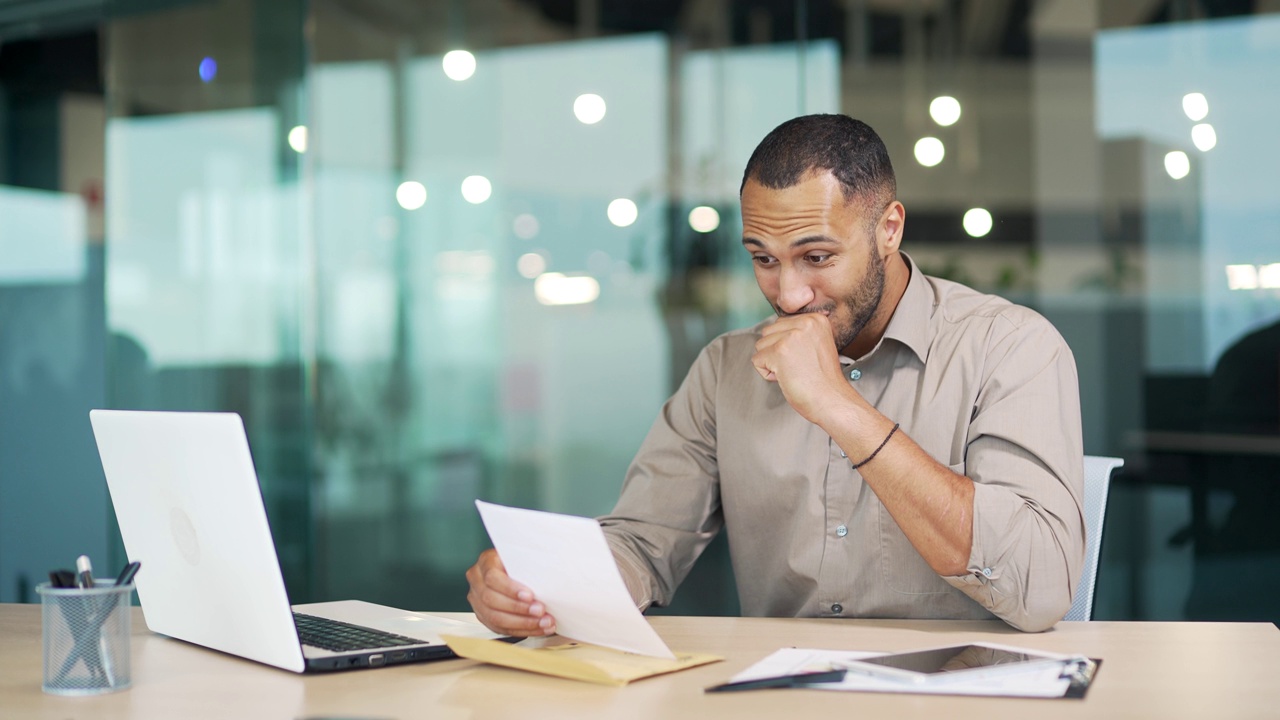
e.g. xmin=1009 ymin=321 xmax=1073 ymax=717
xmin=774 ymin=243 xmax=886 ymax=355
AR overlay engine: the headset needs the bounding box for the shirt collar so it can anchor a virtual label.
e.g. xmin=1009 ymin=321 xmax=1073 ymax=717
xmin=841 ymin=251 xmax=931 ymax=366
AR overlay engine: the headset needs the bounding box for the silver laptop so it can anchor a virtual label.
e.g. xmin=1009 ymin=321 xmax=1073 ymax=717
xmin=89 ymin=409 xmax=498 ymax=673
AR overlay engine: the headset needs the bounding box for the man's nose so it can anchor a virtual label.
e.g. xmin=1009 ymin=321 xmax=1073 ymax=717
xmin=776 ymin=267 xmax=815 ymax=314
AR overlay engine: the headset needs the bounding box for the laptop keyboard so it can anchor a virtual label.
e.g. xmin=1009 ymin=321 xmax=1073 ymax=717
xmin=293 ymin=613 xmax=423 ymax=652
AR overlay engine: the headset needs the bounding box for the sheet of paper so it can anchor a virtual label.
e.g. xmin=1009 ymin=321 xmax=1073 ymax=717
xmin=475 ymin=500 xmax=675 ymax=659
xmin=732 ymin=648 xmax=1075 ymax=698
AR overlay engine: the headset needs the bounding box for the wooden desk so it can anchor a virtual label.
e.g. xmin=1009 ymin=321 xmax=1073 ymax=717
xmin=1135 ymin=431 xmax=1280 ymax=458
xmin=3 ymin=605 xmax=1277 ymax=719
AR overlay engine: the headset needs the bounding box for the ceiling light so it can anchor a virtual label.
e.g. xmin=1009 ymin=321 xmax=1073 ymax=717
xmin=442 ymin=50 xmax=477 ymax=81
xmin=929 ymin=96 xmax=961 ymax=126
xmin=1182 ymin=92 xmax=1209 ymax=121
xmin=914 ymin=137 xmax=945 ymax=167
xmin=1164 ymin=151 xmax=1190 ymax=180
xmin=1191 ymin=123 xmax=1217 ymax=152
xmin=963 ymin=208 xmax=993 ymax=238
xmin=607 ymin=198 xmax=638 ymax=227
xmin=574 ymin=94 xmax=607 ymax=124
xmin=396 ymin=181 xmax=427 ymax=210
xmin=688 ymin=206 xmax=720 ymax=233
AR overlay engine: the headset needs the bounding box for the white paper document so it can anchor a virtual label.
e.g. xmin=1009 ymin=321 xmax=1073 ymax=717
xmin=475 ymin=500 xmax=675 ymax=659
xmin=733 ymin=648 xmax=1083 ymax=698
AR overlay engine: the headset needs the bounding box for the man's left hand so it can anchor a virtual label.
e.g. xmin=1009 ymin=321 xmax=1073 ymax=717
xmin=752 ymin=313 xmax=860 ymax=424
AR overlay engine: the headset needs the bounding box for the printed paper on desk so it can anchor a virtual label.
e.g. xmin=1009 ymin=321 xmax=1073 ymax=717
xmin=729 ymin=647 xmax=1098 ymax=699
xmin=475 ymin=500 xmax=675 ymax=659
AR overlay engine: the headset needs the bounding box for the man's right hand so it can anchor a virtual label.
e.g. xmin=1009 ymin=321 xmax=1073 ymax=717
xmin=464 ymin=548 xmax=557 ymax=637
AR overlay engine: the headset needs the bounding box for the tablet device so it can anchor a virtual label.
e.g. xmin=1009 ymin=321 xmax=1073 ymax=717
xmin=839 ymin=643 xmax=1074 ymax=685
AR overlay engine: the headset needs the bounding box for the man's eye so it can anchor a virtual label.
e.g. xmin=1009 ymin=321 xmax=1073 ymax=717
xmin=753 ymin=256 xmax=776 ymax=266
xmin=805 ymin=254 xmax=831 ymax=264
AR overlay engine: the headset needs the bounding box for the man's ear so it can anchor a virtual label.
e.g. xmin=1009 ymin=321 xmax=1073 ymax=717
xmin=878 ymin=201 xmax=905 ymax=255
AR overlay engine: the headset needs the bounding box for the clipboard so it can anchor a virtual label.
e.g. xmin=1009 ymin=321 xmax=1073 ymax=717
xmin=1062 ymin=657 xmax=1102 ymax=699
xmin=716 ymin=646 xmax=1102 ymax=699
xmin=442 ymin=634 xmax=722 ymax=686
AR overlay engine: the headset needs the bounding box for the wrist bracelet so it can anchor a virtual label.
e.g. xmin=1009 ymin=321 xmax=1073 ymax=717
xmin=851 ymin=423 xmax=899 ymax=470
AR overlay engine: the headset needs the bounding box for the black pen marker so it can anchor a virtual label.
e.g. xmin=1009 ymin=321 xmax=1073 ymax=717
xmin=705 ymin=668 xmax=847 ymax=693
xmin=50 ymin=569 xmax=78 ymax=588
xmin=75 ymin=555 xmax=96 ymax=589
xmin=114 ymin=561 xmax=141 ymax=587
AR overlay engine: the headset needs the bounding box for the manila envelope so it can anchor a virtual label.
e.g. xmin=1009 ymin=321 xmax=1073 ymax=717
xmin=442 ymin=634 xmax=722 ymax=687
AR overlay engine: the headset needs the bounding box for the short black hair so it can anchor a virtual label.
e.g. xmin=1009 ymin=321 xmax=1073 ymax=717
xmin=740 ymin=114 xmax=896 ymax=215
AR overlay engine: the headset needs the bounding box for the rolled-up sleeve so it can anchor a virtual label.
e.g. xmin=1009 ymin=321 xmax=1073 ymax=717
xmin=941 ymin=313 xmax=1086 ymax=632
xmin=598 ymin=343 xmax=725 ymax=611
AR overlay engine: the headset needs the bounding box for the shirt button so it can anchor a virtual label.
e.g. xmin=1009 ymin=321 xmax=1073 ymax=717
xmin=849 ymin=368 xmax=862 ymax=381
xmin=981 ymin=567 xmax=993 ymax=578
xmin=839 ymin=450 xmax=847 ymax=458
xmin=835 ymin=524 xmax=848 ymax=537
xmin=831 ymin=603 xmax=843 ymax=614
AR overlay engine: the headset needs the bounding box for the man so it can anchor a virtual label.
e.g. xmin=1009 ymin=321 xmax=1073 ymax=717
xmin=466 ymin=114 xmax=1085 ymax=634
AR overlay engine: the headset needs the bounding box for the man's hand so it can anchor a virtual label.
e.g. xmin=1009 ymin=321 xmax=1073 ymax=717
xmin=464 ymin=549 xmax=557 ymax=637
xmin=752 ymin=313 xmax=860 ymax=424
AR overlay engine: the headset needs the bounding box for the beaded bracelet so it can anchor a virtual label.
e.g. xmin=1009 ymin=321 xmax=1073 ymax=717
xmin=851 ymin=423 xmax=900 ymax=470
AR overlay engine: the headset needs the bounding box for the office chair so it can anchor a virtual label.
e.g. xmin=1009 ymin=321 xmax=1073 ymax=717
xmin=1064 ymin=455 xmax=1124 ymax=621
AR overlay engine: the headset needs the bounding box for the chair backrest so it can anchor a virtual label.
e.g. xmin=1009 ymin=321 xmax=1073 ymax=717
xmin=1064 ymin=455 xmax=1124 ymax=621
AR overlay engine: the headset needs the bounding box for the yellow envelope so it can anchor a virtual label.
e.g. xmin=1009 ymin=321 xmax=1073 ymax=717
xmin=442 ymin=634 xmax=722 ymax=686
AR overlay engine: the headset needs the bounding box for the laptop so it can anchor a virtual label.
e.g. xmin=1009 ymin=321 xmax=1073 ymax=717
xmin=89 ymin=409 xmax=500 ymax=673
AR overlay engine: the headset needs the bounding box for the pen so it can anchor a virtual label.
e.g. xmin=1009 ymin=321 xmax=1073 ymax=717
xmin=75 ymin=555 xmax=106 ymax=682
xmin=114 ymin=561 xmax=141 ymax=587
xmin=49 ymin=569 xmax=77 ymax=588
xmin=76 ymin=555 xmax=96 ymax=589
xmin=705 ymin=668 xmax=847 ymax=693
xmin=53 ymin=557 xmax=106 ymax=684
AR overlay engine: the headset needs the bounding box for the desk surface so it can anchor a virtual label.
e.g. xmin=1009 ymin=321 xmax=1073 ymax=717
xmin=3 ymin=605 xmax=1278 ymax=719
xmin=1133 ymin=430 xmax=1280 ymax=457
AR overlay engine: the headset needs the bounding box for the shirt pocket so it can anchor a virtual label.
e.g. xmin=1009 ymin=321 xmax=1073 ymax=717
xmin=878 ymin=462 xmax=967 ymax=596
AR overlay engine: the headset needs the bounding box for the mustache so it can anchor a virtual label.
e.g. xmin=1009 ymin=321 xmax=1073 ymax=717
xmin=774 ymin=302 xmax=836 ymax=318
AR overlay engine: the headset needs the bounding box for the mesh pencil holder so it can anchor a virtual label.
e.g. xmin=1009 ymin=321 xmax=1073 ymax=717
xmin=37 ymin=581 xmax=133 ymax=695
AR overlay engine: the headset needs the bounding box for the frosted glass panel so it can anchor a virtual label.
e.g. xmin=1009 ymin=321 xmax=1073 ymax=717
xmin=1098 ymin=16 xmax=1280 ymax=372
xmin=0 ymin=186 xmax=87 ymax=283
xmin=106 ymin=109 xmax=302 ymax=367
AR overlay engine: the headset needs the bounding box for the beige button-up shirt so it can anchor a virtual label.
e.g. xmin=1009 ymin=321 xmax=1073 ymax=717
xmin=599 ymin=255 xmax=1085 ymax=631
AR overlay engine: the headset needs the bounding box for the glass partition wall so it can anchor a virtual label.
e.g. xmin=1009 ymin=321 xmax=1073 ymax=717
xmin=303 ymin=3 xmax=836 ymax=612
xmin=2 ymin=0 xmax=1275 ymax=622
xmin=101 ymin=0 xmax=313 ymax=596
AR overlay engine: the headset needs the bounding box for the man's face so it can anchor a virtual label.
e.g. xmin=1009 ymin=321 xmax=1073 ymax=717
xmin=740 ymin=171 xmax=886 ymax=355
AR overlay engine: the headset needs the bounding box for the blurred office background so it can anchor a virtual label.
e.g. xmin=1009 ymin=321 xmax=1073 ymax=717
xmin=2 ymin=0 xmax=1277 ymax=622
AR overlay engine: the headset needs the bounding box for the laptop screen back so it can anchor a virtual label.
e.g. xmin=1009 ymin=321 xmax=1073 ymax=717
xmin=90 ymin=410 xmax=306 ymax=672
